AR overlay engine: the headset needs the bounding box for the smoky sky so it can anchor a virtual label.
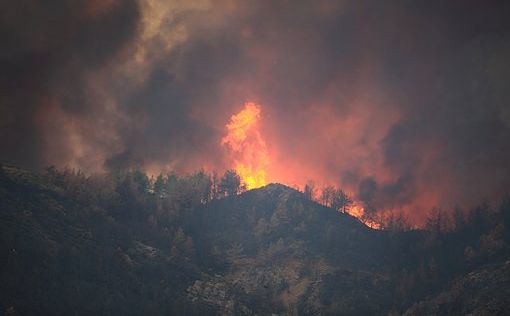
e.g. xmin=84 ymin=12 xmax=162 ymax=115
xmin=2 ymin=0 xmax=510 ymax=221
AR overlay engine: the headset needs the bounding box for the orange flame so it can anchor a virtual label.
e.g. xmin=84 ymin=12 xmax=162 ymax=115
xmin=221 ymin=102 xmax=270 ymax=189
xmin=346 ymin=203 xmax=365 ymax=218
xmin=346 ymin=203 xmax=381 ymax=229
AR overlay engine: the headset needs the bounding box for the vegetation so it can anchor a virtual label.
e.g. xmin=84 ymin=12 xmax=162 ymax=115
xmin=0 ymin=164 xmax=509 ymax=315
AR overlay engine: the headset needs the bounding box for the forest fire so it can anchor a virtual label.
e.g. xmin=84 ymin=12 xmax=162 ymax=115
xmin=347 ymin=204 xmax=365 ymax=219
xmin=221 ymin=102 xmax=270 ymax=189
xmin=3 ymin=1 xmax=510 ymax=314
xmin=221 ymin=103 xmax=382 ymax=227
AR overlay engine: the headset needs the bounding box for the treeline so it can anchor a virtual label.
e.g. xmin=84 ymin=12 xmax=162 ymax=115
xmin=290 ymin=178 xmax=510 ymax=311
xmin=385 ymin=198 xmax=510 ymax=310
xmin=303 ymin=182 xmax=353 ymax=212
xmin=43 ymin=166 xmax=245 ymax=209
xmin=45 ymin=168 xmax=362 ymax=227
xmin=302 ymin=180 xmax=510 ymax=238
xmin=303 ymin=181 xmax=395 ymax=229
xmin=37 ymin=166 xmax=251 ymax=264
xmin=42 ymin=166 xmax=510 ymax=235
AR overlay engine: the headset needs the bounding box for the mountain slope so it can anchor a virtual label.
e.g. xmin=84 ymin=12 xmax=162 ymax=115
xmin=404 ymin=262 xmax=510 ymax=316
xmin=187 ymin=184 xmax=394 ymax=314
xmin=0 ymin=165 xmax=509 ymax=315
xmin=0 ymin=165 xmax=199 ymax=315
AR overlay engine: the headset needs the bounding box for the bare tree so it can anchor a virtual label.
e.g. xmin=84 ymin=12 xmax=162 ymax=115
xmin=332 ymin=189 xmax=352 ymax=213
xmin=320 ymin=186 xmax=352 ymax=212
xmin=320 ymin=185 xmax=335 ymax=207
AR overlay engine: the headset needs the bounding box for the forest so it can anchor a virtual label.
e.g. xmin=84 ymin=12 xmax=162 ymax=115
xmin=1 ymin=164 xmax=509 ymax=315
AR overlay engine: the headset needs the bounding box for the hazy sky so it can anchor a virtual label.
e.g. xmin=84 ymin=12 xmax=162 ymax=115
xmin=2 ymin=0 xmax=510 ymax=221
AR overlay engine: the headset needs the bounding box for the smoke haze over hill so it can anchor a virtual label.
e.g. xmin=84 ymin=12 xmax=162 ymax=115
xmin=2 ymin=0 xmax=510 ymax=222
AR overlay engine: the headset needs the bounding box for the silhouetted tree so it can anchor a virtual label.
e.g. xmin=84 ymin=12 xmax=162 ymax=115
xmin=168 ymin=170 xmax=213 ymax=212
xmin=383 ymin=211 xmax=410 ymax=231
xmin=219 ymin=169 xmax=242 ymax=196
xmin=320 ymin=186 xmax=352 ymax=212
xmin=303 ymin=181 xmax=316 ymax=200
xmin=188 ymin=169 xmax=212 ymax=203
xmin=211 ymin=171 xmax=221 ymax=200
xmin=425 ymin=208 xmax=449 ymax=234
xmin=332 ymin=189 xmax=352 ymax=213
xmin=320 ymin=185 xmax=335 ymax=207
xmin=358 ymin=178 xmax=378 ymax=223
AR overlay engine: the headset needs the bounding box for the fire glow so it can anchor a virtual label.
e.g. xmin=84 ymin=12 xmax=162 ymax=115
xmin=221 ymin=102 xmax=270 ymax=189
xmin=218 ymin=103 xmax=450 ymax=228
xmin=220 ymin=103 xmax=385 ymax=227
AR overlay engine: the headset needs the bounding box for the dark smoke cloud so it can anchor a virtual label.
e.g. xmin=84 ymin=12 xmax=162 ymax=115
xmin=2 ymin=0 xmax=510 ymax=222
xmin=0 ymin=0 xmax=140 ymax=169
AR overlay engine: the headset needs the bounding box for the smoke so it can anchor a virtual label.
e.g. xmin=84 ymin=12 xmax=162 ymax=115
xmin=0 ymin=0 xmax=140 ymax=169
xmin=2 ymin=0 xmax=510 ymax=223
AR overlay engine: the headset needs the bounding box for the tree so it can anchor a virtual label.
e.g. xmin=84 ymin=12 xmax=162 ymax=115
xmin=332 ymin=189 xmax=352 ymax=213
xmin=211 ymin=171 xmax=221 ymax=200
xmin=425 ymin=208 xmax=449 ymax=234
xmin=320 ymin=185 xmax=335 ymax=207
xmin=169 ymin=170 xmax=212 ymax=211
xmin=153 ymin=174 xmax=166 ymax=198
xmin=303 ymin=181 xmax=316 ymax=200
xmin=113 ymin=169 xmax=150 ymax=220
xmin=188 ymin=169 xmax=212 ymax=203
xmin=219 ymin=169 xmax=242 ymax=197
xmin=383 ymin=211 xmax=410 ymax=231
xmin=320 ymin=186 xmax=352 ymax=213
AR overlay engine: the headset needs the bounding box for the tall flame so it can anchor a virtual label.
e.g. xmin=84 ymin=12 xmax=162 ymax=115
xmin=221 ymin=102 xmax=269 ymax=189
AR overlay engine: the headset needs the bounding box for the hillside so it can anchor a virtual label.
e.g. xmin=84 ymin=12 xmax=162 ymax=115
xmin=0 ymin=165 xmax=509 ymax=315
xmin=404 ymin=262 xmax=510 ymax=315
xmin=187 ymin=184 xmax=393 ymax=314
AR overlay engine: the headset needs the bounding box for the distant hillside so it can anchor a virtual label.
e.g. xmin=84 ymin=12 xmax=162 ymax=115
xmin=404 ymin=262 xmax=510 ymax=316
xmin=0 ymin=165 xmax=509 ymax=315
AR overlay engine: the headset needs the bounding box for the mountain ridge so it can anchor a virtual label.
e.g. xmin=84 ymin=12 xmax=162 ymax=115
xmin=1 ymin=164 xmax=509 ymax=315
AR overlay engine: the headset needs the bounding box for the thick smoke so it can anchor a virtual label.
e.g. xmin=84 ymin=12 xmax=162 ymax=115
xmin=2 ymin=0 xmax=510 ymax=222
xmin=0 ymin=0 xmax=140 ymax=169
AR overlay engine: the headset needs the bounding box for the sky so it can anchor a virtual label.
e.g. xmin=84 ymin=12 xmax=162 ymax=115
xmin=2 ymin=0 xmax=510 ymax=222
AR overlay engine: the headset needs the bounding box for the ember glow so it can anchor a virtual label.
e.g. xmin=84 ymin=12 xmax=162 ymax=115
xmin=221 ymin=102 xmax=270 ymax=189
